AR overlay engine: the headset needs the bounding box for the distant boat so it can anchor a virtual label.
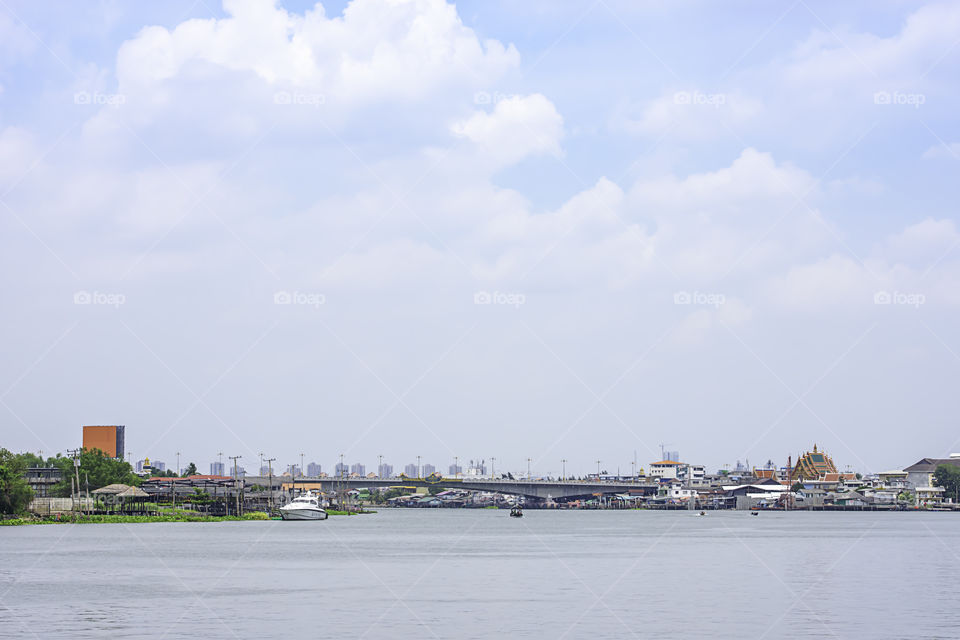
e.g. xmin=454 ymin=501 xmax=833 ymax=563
xmin=750 ymin=511 xmax=759 ymax=516
xmin=509 ymin=506 xmax=523 ymax=518
xmin=280 ymin=492 xmax=328 ymax=520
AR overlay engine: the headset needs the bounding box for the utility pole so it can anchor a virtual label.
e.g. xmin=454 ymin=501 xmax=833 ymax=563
xmin=596 ymin=460 xmax=601 ymax=479
xmin=265 ymin=458 xmax=276 ymax=512
xmin=416 ymin=455 xmax=421 ymax=479
xmin=67 ymin=449 xmax=82 ymax=513
xmin=218 ymin=451 xmax=223 ymax=473
xmin=378 ymin=454 xmax=383 ymax=478
xmin=300 ymin=453 xmax=304 ymax=479
xmin=527 ymin=458 xmax=532 ymax=480
xmin=490 ymin=457 xmax=495 ymax=479
xmin=258 ymin=452 xmax=264 ymax=476
xmin=228 ymin=455 xmax=242 ymax=516
xmin=562 ymin=459 xmax=567 ymax=482
xmin=176 ymin=451 xmax=181 ymax=477
xmin=454 ymin=456 xmax=458 ymax=478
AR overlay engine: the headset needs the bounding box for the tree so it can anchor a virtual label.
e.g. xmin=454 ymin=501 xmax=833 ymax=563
xmin=182 ymin=462 xmax=198 ymax=477
xmin=50 ymin=449 xmax=141 ymax=497
xmin=0 ymin=448 xmax=35 ymax=514
xmin=933 ymin=465 xmax=960 ymax=502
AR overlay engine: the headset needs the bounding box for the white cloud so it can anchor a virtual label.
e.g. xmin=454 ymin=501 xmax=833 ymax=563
xmin=452 ymin=93 xmax=563 ymax=169
xmin=922 ymin=142 xmax=960 ymax=159
xmin=115 ymin=0 xmax=519 ymax=103
xmin=615 ymin=89 xmax=763 ymax=141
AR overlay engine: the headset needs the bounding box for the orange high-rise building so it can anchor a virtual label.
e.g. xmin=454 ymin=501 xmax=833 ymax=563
xmin=82 ymin=425 xmax=126 ymax=458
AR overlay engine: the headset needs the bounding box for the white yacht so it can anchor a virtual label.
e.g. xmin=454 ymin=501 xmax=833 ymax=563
xmin=280 ymin=492 xmax=328 ymax=520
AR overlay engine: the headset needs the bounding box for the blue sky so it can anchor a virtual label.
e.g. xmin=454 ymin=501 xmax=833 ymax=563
xmin=1 ymin=0 xmax=959 ymax=476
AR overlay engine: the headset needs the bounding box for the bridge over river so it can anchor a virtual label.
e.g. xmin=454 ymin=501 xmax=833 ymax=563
xmin=247 ymin=476 xmax=659 ymax=501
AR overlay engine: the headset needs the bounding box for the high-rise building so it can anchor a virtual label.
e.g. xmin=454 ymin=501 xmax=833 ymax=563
xmin=136 ymin=459 xmax=147 ymax=473
xmin=307 ymin=462 xmax=322 ymax=477
xmin=82 ymin=425 xmax=125 ymax=458
xmin=404 ymin=463 xmax=418 ymax=477
xmin=422 ymin=464 xmax=436 ymax=476
xmin=287 ymin=464 xmax=301 ymax=477
xmin=210 ymin=461 xmax=225 ymax=476
xmin=378 ymin=463 xmax=393 ymax=478
xmin=350 ymin=463 xmax=365 ymax=476
xmin=260 ymin=465 xmax=271 ymax=476
xmin=233 ymin=466 xmax=246 ymax=478
xmin=153 ymin=460 xmax=165 ymax=472
xmin=448 ymin=464 xmax=462 ymax=475
xmin=666 ymin=451 xmax=680 ymax=463
xmin=335 ymin=462 xmax=349 ymax=476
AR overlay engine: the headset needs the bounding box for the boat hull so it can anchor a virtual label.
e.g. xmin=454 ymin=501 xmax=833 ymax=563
xmin=280 ymin=508 xmax=328 ymax=521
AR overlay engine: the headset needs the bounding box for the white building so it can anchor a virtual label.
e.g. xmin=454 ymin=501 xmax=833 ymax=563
xmin=649 ymin=460 xmax=706 ymax=485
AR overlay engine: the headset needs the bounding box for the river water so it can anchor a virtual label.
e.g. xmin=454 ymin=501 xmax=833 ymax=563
xmin=2 ymin=509 xmax=958 ymax=639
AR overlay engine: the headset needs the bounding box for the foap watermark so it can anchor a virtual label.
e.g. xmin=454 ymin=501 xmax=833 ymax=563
xmin=873 ymin=91 xmax=925 ymax=109
xmin=73 ymin=90 xmax=125 ymax=108
xmin=273 ymin=91 xmax=325 ymax=107
xmin=473 ymin=90 xmax=519 ymax=106
xmin=673 ymin=290 xmax=725 ymax=308
xmin=274 ymin=290 xmax=325 ymax=307
xmin=74 ymin=290 xmax=125 ymax=308
xmin=474 ymin=290 xmax=526 ymax=308
xmin=673 ymin=90 xmax=726 ymax=108
xmin=874 ymin=290 xmax=925 ymax=308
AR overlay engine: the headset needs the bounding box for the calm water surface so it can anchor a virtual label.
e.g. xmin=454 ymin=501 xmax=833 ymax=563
xmin=2 ymin=509 xmax=959 ymax=639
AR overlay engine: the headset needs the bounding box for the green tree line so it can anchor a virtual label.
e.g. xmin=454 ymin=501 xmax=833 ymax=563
xmin=1 ymin=448 xmax=201 ymax=515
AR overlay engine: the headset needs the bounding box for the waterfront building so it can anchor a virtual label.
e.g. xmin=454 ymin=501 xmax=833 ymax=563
xmin=25 ymin=467 xmax=62 ymax=497
xmin=378 ymin=463 xmax=393 ymax=477
xmin=404 ymin=463 xmax=418 ymax=477
xmin=82 ymin=425 xmax=125 ymax=458
xmin=351 ymin=463 xmax=366 ymax=476
xmin=790 ymin=445 xmax=839 ymax=481
xmin=904 ymin=455 xmax=960 ymax=500
xmin=306 ymin=462 xmax=321 ymax=477
xmin=210 ymin=461 xmax=225 ymax=476
xmin=422 ymin=464 xmax=436 ymax=476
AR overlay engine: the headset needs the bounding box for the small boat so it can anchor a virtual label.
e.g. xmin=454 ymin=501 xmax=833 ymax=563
xmin=509 ymin=507 xmax=523 ymax=518
xmin=280 ymin=492 xmax=328 ymax=520
xmin=750 ymin=511 xmax=759 ymax=516
xmin=698 ymin=511 xmax=706 ymax=516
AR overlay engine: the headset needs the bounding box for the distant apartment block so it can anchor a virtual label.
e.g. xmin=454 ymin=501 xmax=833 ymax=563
xmin=82 ymin=425 xmax=125 ymax=458
xmin=335 ymin=462 xmax=349 ymax=476
xmin=404 ymin=463 xmax=418 ymax=477
xmin=306 ymin=462 xmax=322 ymax=477
xmin=287 ymin=464 xmax=301 ymax=477
xmin=449 ymin=464 xmax=462 ymax=475
xmin=378 ymin=463 xmax=393 ymax=477
xmin=351 ymin=463 xmax=366 ymax=476
xmin=422 ymin=464 xmax=436 ymax=476
xmin=210 ymin=461 xmax=225 ymax=476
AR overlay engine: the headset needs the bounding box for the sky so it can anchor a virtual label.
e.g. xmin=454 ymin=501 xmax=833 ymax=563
xmin=1 ymin=0 xmax=959 ymax=477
